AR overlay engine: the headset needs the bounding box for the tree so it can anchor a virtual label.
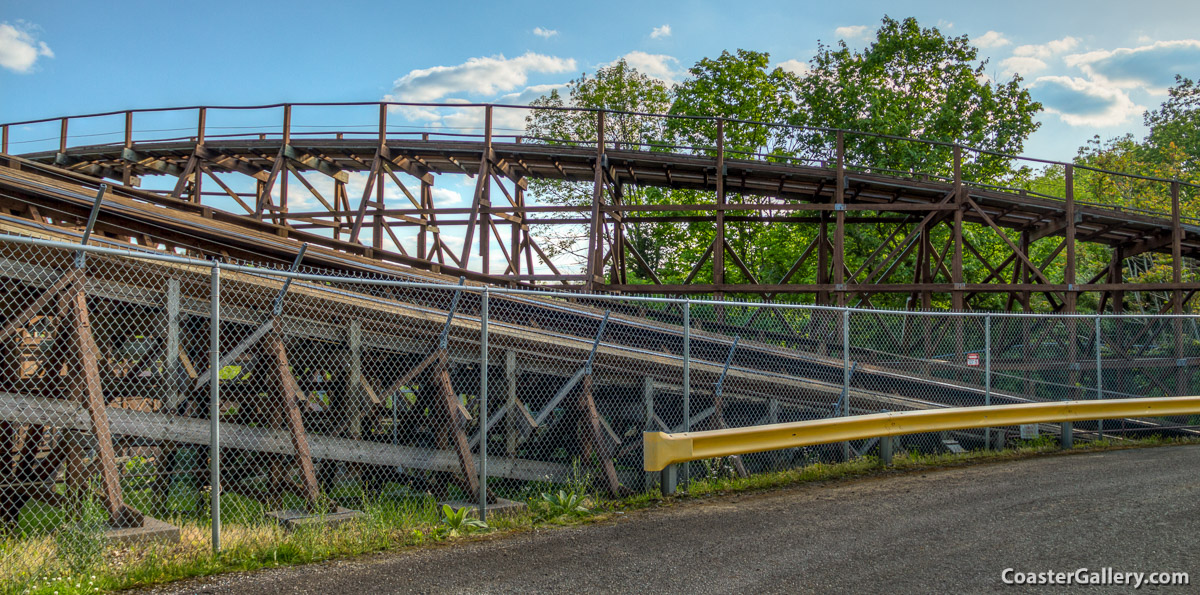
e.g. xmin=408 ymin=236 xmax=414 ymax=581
xmin=794 ymin=16 xmax=1042 ymax=181
xmin=1145 ymin=75 xmax=1200 ymax=175
xmin=524 ymin=60 xmax=677 ymax=274
xmin=667 ymin=49 xmax=802 ymax=158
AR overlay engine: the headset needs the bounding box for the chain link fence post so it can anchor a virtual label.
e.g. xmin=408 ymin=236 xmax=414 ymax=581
xmin=984 ymin=313 xmax=991 ymax=449
xmin=209 ymin=260 xmax=221 ymax=554
xmin=479 ymin=287 xmax=488 ymax=522
xmin=681 ymin=299 xmax=691 ymax=489
xmin=1096 ymin=313 xmax=1104 ymax=439
xmin=842 ymin=307 xmax=851 ymax=461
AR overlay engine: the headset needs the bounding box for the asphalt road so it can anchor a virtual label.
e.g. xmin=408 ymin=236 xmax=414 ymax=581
xmin=153 ymin=445 xmax=1200 ymax=594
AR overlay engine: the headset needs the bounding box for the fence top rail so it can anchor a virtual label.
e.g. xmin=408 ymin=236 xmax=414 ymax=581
xmin=3 ymin=101 xmax=1198 ymax=191
xmin=3 ymin=233 xmax=1199 ymax=322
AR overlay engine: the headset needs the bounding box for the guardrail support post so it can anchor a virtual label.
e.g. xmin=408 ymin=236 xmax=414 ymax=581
xmin=1060 ymin=422 xmax=1073 ymax=449
xmin=660 ymin=463 xmax=678 ymax=496
xmin=880 ymin=410 xmax=893 ymax=466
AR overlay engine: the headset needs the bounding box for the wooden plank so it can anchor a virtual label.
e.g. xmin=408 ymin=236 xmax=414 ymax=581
xmin=0 ymin=392 xmax=569 ymax=482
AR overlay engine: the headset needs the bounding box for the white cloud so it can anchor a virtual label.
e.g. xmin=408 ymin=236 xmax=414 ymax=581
xmin=1013 ymin=36 xmax=1079 ymax=59
xmin=431 ymin=187 xmax=463 ymax=206
xmin=386 ymin=52 xmax=576 ymax=104
xmin=0 ymin=21 xmax=53 ymax=74
xmin=612 ymin=51 xmax=681 ymax=84
xmin=532 ymin=27 xmax=558 ymax=39
xmin=834 ymin=25 xmax=871 ymax=40
xmin=775 ymin=59 xmax=810 ymax=77
xmin=1000 ymin=56 xmax=1048 ymax=77
xmin=438 ymin=83 xmax=566 ymax=132
xmin=650 ymin=24 xmax=671 ymax=39
xmin=974 ymin=31 xmax=1010 ymax=49
xmin=1031 ymin=75 xmax=1144 ymax=127
xmin=1065 ymin=39 xmax=1200 ymax=91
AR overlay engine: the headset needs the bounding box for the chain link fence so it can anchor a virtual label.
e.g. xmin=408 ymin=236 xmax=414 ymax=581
xmin=2 ymin=233 xmax=1199 ymax=561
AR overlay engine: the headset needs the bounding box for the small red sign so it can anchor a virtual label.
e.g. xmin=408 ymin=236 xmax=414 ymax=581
xmin=966 ymin=353 xmax=981 ymax=366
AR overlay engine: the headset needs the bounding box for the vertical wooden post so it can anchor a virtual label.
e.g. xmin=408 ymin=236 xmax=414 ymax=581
xmin=346 ymin=320 xmax=366 ymax=438
xmin=505 ymin=351 xmax=518 ymax=457
xmin=282 ymin=104 xmax=292 ymax=146
xmin=122 ymin=111 xmax=133 ymax=186
xmin=714 ymin=119 xmax=726 ymax=320
xmin=834 ymin=131 xmax=846 ymax=306
xmin=481 ymin=106 xmax=493 ymax=275
xmin=1172 ymin=181 xmax=1185 ymax=395
xmin=59 ymin=117 xmax=68 ymax=155
xmin=197 ymin=108 xmax=207 ymax=146
xmin=818 ymin=210 xmax=830 ymax=307
xmin=1064 ymin=164 xmax=1079 ymax=397
xmin=512 ymin=187 xmax=523 ymax=283
xmin=1109 ymin=245 xmax=1124 ymax=314
xmin=194 ymin=108 xmax=207 ymax=204
xmin=951 ymin=146 xmax=965 ymax=380
xmin=587 ymin=111 xmax=606 ymax=290
xmin=280 ymin=106 xmax=292 ymax=217
xmin=165 ymin=279 xmax=182 ymax=409
xmin=951 ymin=145 xmax=964 ymax=310
xmin=2 ymin=124 xmax=8 ymax=154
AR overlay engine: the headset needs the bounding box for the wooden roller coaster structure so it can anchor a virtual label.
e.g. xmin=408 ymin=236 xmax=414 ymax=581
xmin=0 ymin=102 xmax=1197 ymax=532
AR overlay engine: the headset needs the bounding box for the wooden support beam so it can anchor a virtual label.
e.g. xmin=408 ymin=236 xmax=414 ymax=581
xmin=434 ymin=351 xmax=480 ymax=497
xmin=265 ymin=319 xmax=323 ymax=509
xmin=64 ymin=282 xmax=142 ymax=528
xmin=578 ymin=374 xmax=622 ymax=497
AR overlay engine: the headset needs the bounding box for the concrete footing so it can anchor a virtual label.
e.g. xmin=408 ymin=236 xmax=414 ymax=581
xmin=266 ymin=507 xmax=362 ymax=531
xmin=106 ymin=515 xmax=180 ymax=546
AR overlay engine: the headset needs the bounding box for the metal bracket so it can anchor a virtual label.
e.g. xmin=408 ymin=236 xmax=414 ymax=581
xmin=437 ymin=277 xmax=467 ymax=350
xmin=74 ymin=184 xmax=108 ymax=269
xmin=834 ymin=203 xmax=846 ymax=211
xmin=1178 ymin=358 xmax=1188 ymax=367
xmin=270 ymin=243 xmax=308 ymax=316
xmin=835 ymin=361 xmax=858 ymax=416
xmin=713 ymin=336 xmax=740 ymax=399
xmin=584 ymin=310 xmax=611 ymax=374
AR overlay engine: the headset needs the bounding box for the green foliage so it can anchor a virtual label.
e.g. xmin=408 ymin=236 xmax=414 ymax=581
xmin=794 ymin=16 xmax=1041 ymax=181
xmin=1146 ymin=75 xmax=1200 ymax=174
xmin=538 ymin=490 xmax=590 ymax=519
xmin=668 ymin=49 xmax=802 ymax=157
xmin=438 ymin=504 xmax=487 ymax=537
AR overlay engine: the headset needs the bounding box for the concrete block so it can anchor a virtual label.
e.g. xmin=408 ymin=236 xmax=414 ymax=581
xmin=105 ymin=515 xmax=180 ymax=546
xmin=266 ymin=506 xmax=362 ymax=531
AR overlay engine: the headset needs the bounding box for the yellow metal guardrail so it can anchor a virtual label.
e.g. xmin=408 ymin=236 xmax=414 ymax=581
xmin=643 ymin=396 xmax=1200 ymax=471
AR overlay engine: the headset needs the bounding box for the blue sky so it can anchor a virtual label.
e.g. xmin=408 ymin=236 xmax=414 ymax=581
xmin=3 ymin=0 xmax=1200 ymax=160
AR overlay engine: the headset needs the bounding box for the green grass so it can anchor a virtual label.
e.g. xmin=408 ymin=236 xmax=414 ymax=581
xmin=3 ymin=435 xmax=1198 ymax=594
